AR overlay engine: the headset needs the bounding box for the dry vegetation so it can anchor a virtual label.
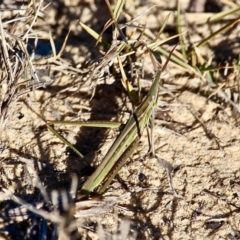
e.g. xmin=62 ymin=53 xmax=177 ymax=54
xmin=0 ymin=0 xmax=240 ymax=239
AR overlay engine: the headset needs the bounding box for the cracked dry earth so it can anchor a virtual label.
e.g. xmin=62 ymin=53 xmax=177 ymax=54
xmin=1 ymin=0 xmax=240 ymax=239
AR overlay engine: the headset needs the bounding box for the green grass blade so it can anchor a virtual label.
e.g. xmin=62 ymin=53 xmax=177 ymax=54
xmin=50 ymin=121 xmax=121 ymax=129
xmin=46 ymin=124 xmax=84 ymax=159
xmin=113 ymin=0 xmax=125 ymax=20
xmin=79 ymin=21 xmax=109 ymax=45
xmin=206 ymin=6 xmax=240 ymax=23
xmin=155 ymin=12 xmax=171 ymax=40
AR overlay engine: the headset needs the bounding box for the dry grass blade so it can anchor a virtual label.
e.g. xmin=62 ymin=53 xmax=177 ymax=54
xmin=1 ymin=0 xmax=240 ymax=239
xmin=148 ymin=32 xmax=187 ymax=50
xmin=177 ymin=3 xmax=187 ymax=58
xmin=196 ymin=17 xmax=240 ymax=49
xmin=3 ymin=188 xmax=61 ymax=224
xmin=23 ymin=0 xmax=44 ymax=39
xmin=0 ymin=16 xmax=14 ymax=85
xmin=2 ymin=187 xmax=80 ymax=240
xmin=75 ymin=198 xmax=118 ymax=218
xmin=0 ymin=22 xmax=30 ymax=127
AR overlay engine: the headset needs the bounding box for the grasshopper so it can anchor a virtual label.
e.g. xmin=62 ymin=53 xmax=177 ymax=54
xmin=48 ymin=46 xmax=176 ymax=200
xmin=78 ymin=70 xmax=161 ymax=198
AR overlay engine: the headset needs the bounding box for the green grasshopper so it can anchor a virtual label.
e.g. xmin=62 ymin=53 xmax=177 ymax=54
xmin=47 ymin=46 xmax=175 ymax=200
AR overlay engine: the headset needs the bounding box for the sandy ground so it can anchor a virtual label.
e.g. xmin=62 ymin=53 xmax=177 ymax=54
xmin=1 ymin=0 xmax=240 ymax=239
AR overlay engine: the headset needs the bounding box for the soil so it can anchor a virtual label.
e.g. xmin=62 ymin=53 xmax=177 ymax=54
xmin=0 ymin=0 xmax=240 ymax=239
